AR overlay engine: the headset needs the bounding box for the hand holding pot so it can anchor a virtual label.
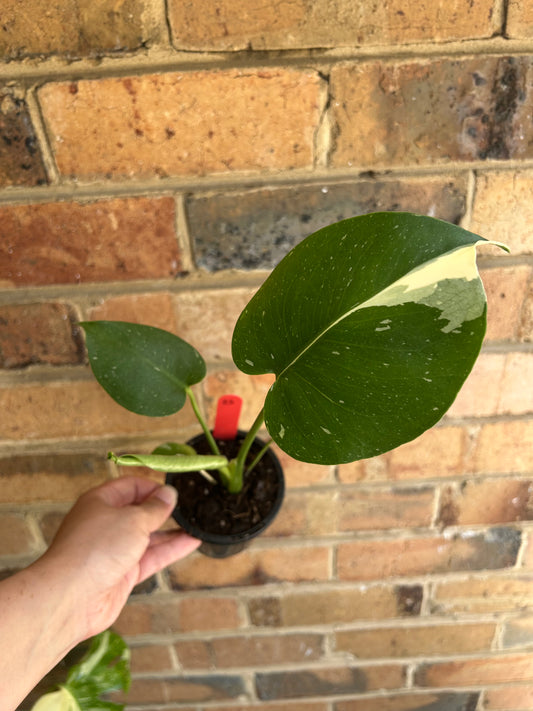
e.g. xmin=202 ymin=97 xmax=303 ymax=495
xmin=0 ymin=476 xmax=199 ymax=711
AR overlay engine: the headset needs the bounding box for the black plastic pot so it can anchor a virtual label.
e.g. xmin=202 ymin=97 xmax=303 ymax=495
xmin=166 ymin=431 xmax=285 ymax=558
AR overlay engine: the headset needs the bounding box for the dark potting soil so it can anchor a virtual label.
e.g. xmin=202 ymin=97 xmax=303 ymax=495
xmin=168 ymin=435 xmax=282 ymax=537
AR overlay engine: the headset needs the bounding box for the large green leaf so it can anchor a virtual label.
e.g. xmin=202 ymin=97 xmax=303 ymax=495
xmin=232 ymin=212 xmax=506 ymax=464
xmin=31 ymin=630 xmax=130 ymax=711
xmin=81 ymin=321 xmax=205 ymax=417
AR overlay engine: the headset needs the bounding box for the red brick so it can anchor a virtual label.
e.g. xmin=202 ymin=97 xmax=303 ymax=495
xmin=501 ymin=616 xmax=533 ymax=649
xmin=337 ymin=529 xmax=521 ymax=582
xmin=438 ymin=479 xmax=533 ymax=527
xmin=0 ymin=513 xmax=37 ymax=555
xmin=337 ymin=486 xmax=435 ymax=532
xmin=168 ymin=544 xmax=330 ymax=590
xmin=129 ymin=644 xmax=174 ymax=674
xmin=271 ymin=445 xmax=334 ymax=487
xmin=0 ymin=84 xmax=47 ymax=187
xmin=447 ymin=353 xmax=506 ymax=418
xmin=471 ymin=170 xmax=533 ymax=255
xmin=39 ymin=70 xmax=323 ymax=179
xmin=267 ymin=490 xmax=338 ymax=537
xmin=415 ymin=653 xmax=533 ymax=687
xmin=0 ymin=197 xmax=179 ymax=287
xmin=339 ymin=425 xmax=466 ymax=483
xmin=484 ymin=684 xmax=533 ymax=710
xmin=431 ymin=576 xmax=533 ymax=615
xmin=0 ymin=453 xmax=109 ymax=504
xmin=0 ymin=381 xmax=196 ymax=442
xmin=481 ymin=265 xmax=533 ymax=341
xmin=112 ymin=674 xmax=245 ymax=705
xmin=191 ymin=632 xmax=324 ymax=669
xmin=207 ymin=703 xmax=328 ymax=711
xmin=0 ymin=0 xmax=154 ymax=60
xmin=87 ymin=293 xmax=178 ymax=333
xmin=0 ymin=302 xmax=83 ymax=368
xmin=174 ymin=640 xmax=212 ymax=670
xmin=168 ymin=0 xmax=498 ymax=51
xmin=335 ymin=622 xmax=496 ymax=659
xmin=177 ymin=596 xmax=243 ymax=633
xmin=330 ymin=57 xmax=533 ymax=170
xmin=471 ymin=420 xmax=533 ymax=474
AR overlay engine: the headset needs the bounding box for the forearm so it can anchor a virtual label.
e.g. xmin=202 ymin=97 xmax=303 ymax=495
xmin=0 ymin=555 xmax=83 ymax=711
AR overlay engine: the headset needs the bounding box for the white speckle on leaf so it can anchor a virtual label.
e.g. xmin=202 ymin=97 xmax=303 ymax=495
xmin=245 ymin=359 xmax=254 ymax=366
xmin=321 ymin=427 xmax=332 ymax=435
xmin=332 ymin=351 xmax=340 ymax=355
xmin=279 ymin=425 xmax=285 ymax=439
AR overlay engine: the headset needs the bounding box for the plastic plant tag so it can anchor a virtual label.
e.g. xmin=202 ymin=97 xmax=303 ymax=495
xmin=213 ymin=394 xmax=243 ymax=440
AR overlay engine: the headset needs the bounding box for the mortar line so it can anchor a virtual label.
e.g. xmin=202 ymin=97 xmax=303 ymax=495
xmin=1 ymin=36 xmax=533 ymax=84
xmin=25 ymin=86 xmax=60 ymax=184
xmin=1 ymin=160 xmax=533 ymax=207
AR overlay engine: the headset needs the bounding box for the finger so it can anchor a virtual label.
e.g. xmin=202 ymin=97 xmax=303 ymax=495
xmin=135 ymin=485 xmax=178 ymax=533
xmin=93 ymin=476 xmax=162 ymax=508
xmin=137 ymin=531 xmax=200 ymax=582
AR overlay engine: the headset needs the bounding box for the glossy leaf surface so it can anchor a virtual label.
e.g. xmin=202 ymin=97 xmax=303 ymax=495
xmin=81 ymin=321 xmax=205 ymax=417
xmin=232 ymin=212 xmax=505 ymax=464
xmin=108 ymin=452 xmax=228 ymax=472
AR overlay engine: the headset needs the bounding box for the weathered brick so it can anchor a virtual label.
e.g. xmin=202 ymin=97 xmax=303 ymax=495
xmin=177 ymin=596 xmax=243 ymax=633
xmin=249 ymin=584 xmax=422 ymax=627
xmin=481 ymin=265 xmax=532 ymax=341
xmin=87 ymin=293 xmax=178 ymax=333
xmin=335 ymin=622 xmax=496 ymax=659
xmin=338 ymin=425 xmax=466 ymax=483
xmin=271 ymin=445 xmax=334 ymax=487
xmin=168 ymin=545 xmax=330 ymax=590
xmin=0 ymin=0 xmax=154 ymax=60
xmin=337 ymin=529 xmax=521 ymax=582
xmin=471 ymin=420 xmax=533 ymax=474
xmin=415 ymin=653 xmax=533 ymax=687
xmin=471 ymin=170 xmax=533 ymax=254
xmin=0 ymin=84 xmax=47 ymax=187
xmin=173 ymin=288 xmax=256 ymax=362
xmin=0 ymin=197 xmax=179 ymax=287
xmin=168 ymin=0 xmax=499 ymax=51
xmin=188 ymin=178 xmax=467 ymax=271
xmin=501 ymin=616 xmax=533 ymax=649
xmin=330 ymin=57 xmax=533 ymax=169
xmin=0 ymin=513 xmax=38 ymax=555
xmin=39 ymin=70 xmax=322 ymax=179
xmin=0 ymin=453 xmax=108 ymax=504
xmin=519 ymin=274 xmax=533 ymax=342
xmin=335 ymin=692 xmax=480 ymax=711
xmin=337 ymin=486 xmax=435 ymax=532
xmin=267 ymin=490 xmax=338 ymax=537
xmin=256 ymin=664 xmax=405 ymax=700
xmin=484 ymin=684 xmax=533 ymax=710
xmin=183 ymin=632 xmax=324 ymax=669
xmin=129 ymin=644 xmax=174 ymax=674
xmin=437 ymin=479 xmax=533 ymax=527
xmin=0 ymin=302 xmax=84 ymax=368
xmin=112 ymin=674 xmax=246 ymax=705
xmin=507 ymin=0 xmax=533 ymax=39
xmin=0 ymin=381 xmax=196 ymax=442
xmin=430 ymin=576 xmax=533 ymax=615
xmin=272 ymin=486 xmax=435 ymax=537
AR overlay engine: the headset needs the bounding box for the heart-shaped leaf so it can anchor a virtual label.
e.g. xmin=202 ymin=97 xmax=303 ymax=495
xmin=81 ymin=321 xmax=205 ymax=417
xmin=232 ymin=212 xmax=506 ymax=464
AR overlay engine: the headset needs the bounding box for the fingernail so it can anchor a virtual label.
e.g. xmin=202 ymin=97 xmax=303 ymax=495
xmin=153 ymin=485 xmax=177 ymax=508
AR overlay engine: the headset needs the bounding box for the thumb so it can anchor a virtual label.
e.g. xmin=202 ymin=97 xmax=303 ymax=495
xmin=139 ymin=485 xmax=177 ymax=529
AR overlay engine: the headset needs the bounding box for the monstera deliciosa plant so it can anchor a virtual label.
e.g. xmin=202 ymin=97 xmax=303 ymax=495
xmin=81 ymin=212 xmax=506 ymax=555
xmin=30 ymin=630 xmax=130 ymax=711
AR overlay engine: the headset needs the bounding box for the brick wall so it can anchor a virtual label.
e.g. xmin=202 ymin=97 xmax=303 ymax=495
xmin=1 ymin=1 xmax=532 ymax=709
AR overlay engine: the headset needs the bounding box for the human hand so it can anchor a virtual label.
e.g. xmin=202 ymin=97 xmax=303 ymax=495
xmin=40 ymin=476 xmax=200 ymax=641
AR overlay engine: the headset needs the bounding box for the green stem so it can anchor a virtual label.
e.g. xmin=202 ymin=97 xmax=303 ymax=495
xmin=186 ymin=387 xmax=221 ymax=456
xmin=245 ymin=437 xmax=273 ymax=477
xmin=230 ymin=408 xmax=265 ymax=492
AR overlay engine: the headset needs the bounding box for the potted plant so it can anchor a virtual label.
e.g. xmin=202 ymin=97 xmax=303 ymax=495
xmin=30 ymin=630 xmax=130 ymax=710
xmin=81 ymin=212 xmax=506 ymax=557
